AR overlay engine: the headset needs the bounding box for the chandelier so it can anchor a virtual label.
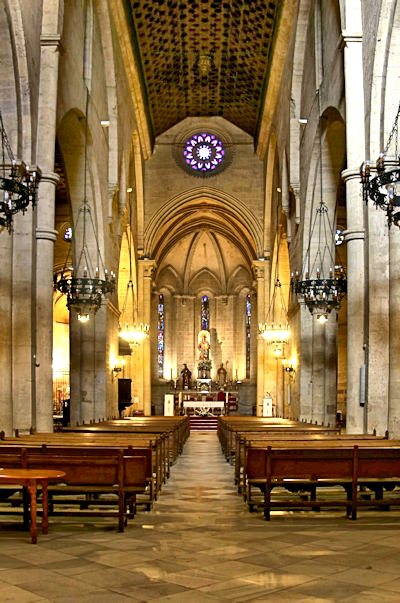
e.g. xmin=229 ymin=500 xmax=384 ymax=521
xmin=361 ymin=102 xmax=400 ymax=229
xmin=0 ymin=110 xmax=40 ymax=231
xmin=118 ymin=205 xmax=149 ymax=349
xmin=54 ymin=91 xmax=115 ymax=322
xmin=259 ymin=278 xmax=290 ymax=357
xmin=292 ymin=92 xmax=346 ymax=323
xmin=119 ymin=280 xmax=150 ymax=349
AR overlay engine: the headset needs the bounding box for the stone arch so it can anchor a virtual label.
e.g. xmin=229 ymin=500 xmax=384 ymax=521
xmin=290 ymin=0 xmax=313 ymax=193
xmin=56 ymin=107 xmax=107 ymax=271
xmin=144 ymin=187 xmax=263 ymax=261
xmin=1 ymin=0 xmax=33 ymax=158
xmin=96 ymin=0 xmax=119 ymax=218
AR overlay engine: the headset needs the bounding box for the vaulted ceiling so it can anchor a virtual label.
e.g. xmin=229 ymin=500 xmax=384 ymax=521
xmin=126 ymin=0 xmax=280 ymax=139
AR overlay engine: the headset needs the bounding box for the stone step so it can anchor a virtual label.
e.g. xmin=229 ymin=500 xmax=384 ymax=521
xmin=189 ymin=417 xmax=218 ymax=431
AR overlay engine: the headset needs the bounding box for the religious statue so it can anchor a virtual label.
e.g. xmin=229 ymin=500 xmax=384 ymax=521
xmin=181 ymin=363 xmax=192 ymax=389
xmin=198 ymin=330 xmax=210 ymax=360
xmin=217 ymin=363 xmax=227 ymax=387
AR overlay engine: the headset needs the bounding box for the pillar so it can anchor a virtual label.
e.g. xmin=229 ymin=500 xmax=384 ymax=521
xmin=35 ymin=175 xmax=59 ymax=432
xmin=342 ymin=24 xmax=366 ymax=433
xmin=35 ymin=0 xmax=64 ymax=431
xmin=137 ymin=259 xmax=156 ymax=415
xmin=252 ymin=259 xmax=268 ymax=416
xmin=389 ymin=228 xmax=400 ymax=437
xmin=0 ymin=231 xmax=12 ymax=435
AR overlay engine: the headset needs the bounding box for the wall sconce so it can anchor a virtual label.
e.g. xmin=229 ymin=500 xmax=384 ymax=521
xmin=111 ymin=359 xmax=125 ymax=381
xmin=282 ymin=358 xmax=296 ymax=380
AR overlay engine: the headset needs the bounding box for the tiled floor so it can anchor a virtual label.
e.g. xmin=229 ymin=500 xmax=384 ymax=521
xmin=1 ymin=432 xmax=400 ymax=601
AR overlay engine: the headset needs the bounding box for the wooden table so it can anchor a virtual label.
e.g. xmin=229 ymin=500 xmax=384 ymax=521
xmin=0 ymin=468 xmax=66 ymax=543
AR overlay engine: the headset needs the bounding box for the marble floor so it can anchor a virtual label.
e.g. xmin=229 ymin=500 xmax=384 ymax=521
xmin=1 ymin=431 xmax=400 ymax=601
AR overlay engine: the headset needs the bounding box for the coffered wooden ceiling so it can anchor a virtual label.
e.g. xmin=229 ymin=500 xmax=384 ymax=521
xmin=127 ymin=0 xmax=280 ymax=139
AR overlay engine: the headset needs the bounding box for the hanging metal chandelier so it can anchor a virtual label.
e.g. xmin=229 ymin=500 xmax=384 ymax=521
xmin=54 ymin=92 xmax=115 ymax=322
xmin=259 ymin=278 xmax=291 ymax=358
xmin=0 ymin=110 xmax=40 ymax=231
xmin=118 ymin=280 xmax=149 ymax=349
xmin=361 ymin=102 xmax=400 ymax=229
xmin=292 ymin=92 xmax=346 ymax=323
xmin=118 ymin=202 xmax=149 ymax=349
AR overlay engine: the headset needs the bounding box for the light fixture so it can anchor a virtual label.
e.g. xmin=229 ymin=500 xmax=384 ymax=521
xmin=100 ymin=120 xmax=110 ymax=127
xmin=259 ymin=278 xmax=291 ymax=357
xmin=0 ymin=110 xmax=40 ymax=231
xmin=119 ymin=282 xmax=150 ymax=347
xmin=361 ymin=102 xmax=400 ymax=228
xmin=282 ymin=358 xmax=296 ymax=381
xmin=292 ymin=90 xmax=346 ymax=319
xmin=298 ymin=118 xmax=308 ymax=124
xmin=119 ymin=281 xmax=150 ymax=349
xmin=126 ymin=187 xmax=133 ymax=193
xmin=54 ymin=90 xmax=115 ymax=322
xmin=111 ymin=358 xmax=126 ymax=380
xmin=199 ymin=54 xmax=212 ymax=76
xmin=118 ymin=200 xmax=149 ymax=349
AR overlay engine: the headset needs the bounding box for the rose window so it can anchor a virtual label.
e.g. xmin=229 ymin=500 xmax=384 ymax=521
xmin=183 ymin=133 xmax=225 ymax=172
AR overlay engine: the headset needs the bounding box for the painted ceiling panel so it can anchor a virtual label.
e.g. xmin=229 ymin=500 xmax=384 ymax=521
xmin=128 ymin=0 xmax=279 ymax=137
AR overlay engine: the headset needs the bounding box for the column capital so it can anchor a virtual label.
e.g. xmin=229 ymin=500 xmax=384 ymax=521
xmin=252 ymin=259 xmax=268 ymax=279
xmin=36 ymin=228 xmax=58 ymax=242
xmin=341 ymin=168 xmax=362 ymax=182
xmin=39 ymin=171 xmax=60 ymax=185
xmin=342 ymin=31 xmax=363 ymax=44
xmin=40 ymin=34 xmax=62 ymax=49
xmin=343 ymin=228 xmax=365 ymax=242
xmin=139 ymin=258 xmax=157 ymax=278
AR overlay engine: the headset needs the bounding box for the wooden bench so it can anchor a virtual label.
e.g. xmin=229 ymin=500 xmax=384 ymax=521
xmin=217 ymin=416 xmax=341 ymax=462
xmin=237 ymin=433 xmax=387 ymax=494
xmin=0 ymin=447 xmax=147 ymax=532
xmin=0 ymin=436 xmax=159 ymax=508
xmin=245 ymin=444 xmax=400 ymax=520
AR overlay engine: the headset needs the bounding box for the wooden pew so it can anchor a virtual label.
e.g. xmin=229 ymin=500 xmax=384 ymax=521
xmin=245 ymin=443 xmax=400 ymax=520
xmin=218 ymin=416 xmax=341 ymax=464
xmin=0 ymin=435 xmax=160 ymax=507
xmin=237 ymin=433 xmax=387 ymax=494
xmin=0 ymin=446 xmax=147 ymax=531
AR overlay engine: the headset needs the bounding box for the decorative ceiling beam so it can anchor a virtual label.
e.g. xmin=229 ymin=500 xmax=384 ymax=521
xmin=256 ymin=0 xmax=298 ymax=159
xmin=109 ymin=0 xmax=152 ymax=159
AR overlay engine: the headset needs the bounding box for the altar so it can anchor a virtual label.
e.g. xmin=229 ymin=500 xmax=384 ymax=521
xmin=182 ymin=400 xmax=225 ymax=416
xmin=178 ymin=390 xmax=239 ymax=416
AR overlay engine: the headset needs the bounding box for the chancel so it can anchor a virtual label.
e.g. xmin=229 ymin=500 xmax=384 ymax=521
xmin=2 ymin=0 xmax=400 ymax=599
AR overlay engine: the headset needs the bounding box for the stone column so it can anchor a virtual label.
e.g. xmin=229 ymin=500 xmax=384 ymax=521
xmin=35 ymin=0 xmax=64 ymax=431
xmin=137 ymin=259 xmax=156 ymax=415
xmin=252 ymin=260 xmax=268 ymax=416
xmin=324 ymin=311 xmax=338 ymax=427
xmin=0 ymin=232 xmax=12 ymax=435
xmin=341 ymin=26 xmax=366 ymax=433
xmin=311 ymin=314 xmax=326 ymax=424
xmin=35 ymin=174 xmax=59 ymax=432
xmin=299 ymin=301 xmax=313 ymax=421
xmin=389 ymin=229 xmax=400 ymax=437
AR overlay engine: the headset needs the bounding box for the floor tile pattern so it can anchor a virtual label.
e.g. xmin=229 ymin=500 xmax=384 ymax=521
xmin=1 ymin=432 xmax=400 ymax=601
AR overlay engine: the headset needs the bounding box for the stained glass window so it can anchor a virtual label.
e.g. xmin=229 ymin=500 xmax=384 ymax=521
xmin=158 ymin=294 xmax=164 ymax=378
xmin=183 ymin=133 xmax=225 ymax=173
xmin=201 ymin=295 xmax=210 ymax=331
xmin=246 ymin=293 xmax=251 ymax=379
